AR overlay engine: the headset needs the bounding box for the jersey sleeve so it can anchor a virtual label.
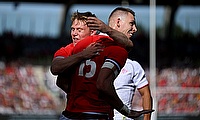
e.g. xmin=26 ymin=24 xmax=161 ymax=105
xmin=104 ymin=46 xmax=128 ymax=72
xmin=130 ymin=60 xmax=149 ymax=89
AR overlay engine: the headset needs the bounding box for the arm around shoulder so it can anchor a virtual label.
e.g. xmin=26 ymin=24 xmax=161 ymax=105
xmin=50 ymin=52 xmax=86 ymax=75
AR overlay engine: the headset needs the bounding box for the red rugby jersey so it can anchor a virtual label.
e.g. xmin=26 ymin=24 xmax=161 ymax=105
xmin=66 ymin=35 xmax=128 ymax=115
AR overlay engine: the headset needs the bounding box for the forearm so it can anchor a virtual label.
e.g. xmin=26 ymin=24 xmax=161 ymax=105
xmin=106 ymin=27 xmax=133 ymax=50
xmin=96 ymin=68 xmax=124 ymax=112
xmin=142 ymin=94 xmax=153 ymax=120
xmin=87 ymin=17 xmax=133 ymax=50
xmin=50 ymin=51 xmax=85 ymax=75
xmin=138 ymin=85 xmax=153 ymax=120
xmin=56 ymin=74 xmax=69 ymax=93
xmin=101 ymin=80 xmax=124 ymax=111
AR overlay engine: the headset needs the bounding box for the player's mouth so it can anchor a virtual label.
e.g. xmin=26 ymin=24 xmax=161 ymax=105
xmin=128 ymin=31 xmax=134 ymax=37
xmin=73 ymin=38 xmax=80 ymax=44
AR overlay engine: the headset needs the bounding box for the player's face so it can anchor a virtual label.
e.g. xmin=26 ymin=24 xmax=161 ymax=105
xmin=118 ymin=12 xmax=137 ymax=38
xmin=71 ymin=19 xmax=91 ymax=46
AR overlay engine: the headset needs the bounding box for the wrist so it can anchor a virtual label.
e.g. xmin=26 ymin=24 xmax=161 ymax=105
xmin=105 ymin=27 xmax=114 ymax=35
xmin=78 ymin=50 xmax=87 ymax=59
xmin=119 ymin=104 xmax=131 ymax=116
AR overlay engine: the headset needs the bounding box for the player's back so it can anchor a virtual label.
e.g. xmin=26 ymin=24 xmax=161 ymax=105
xmin=66 ymin=35 xmax=128 ymax=114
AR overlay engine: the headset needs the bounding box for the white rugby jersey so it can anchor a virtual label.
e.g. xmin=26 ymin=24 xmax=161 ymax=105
xmin=113 ymin=59 xmax=149 ymax=120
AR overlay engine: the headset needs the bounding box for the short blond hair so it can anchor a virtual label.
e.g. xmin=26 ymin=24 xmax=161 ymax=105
xmin=71 ymin=11 xmax=96 ymax=23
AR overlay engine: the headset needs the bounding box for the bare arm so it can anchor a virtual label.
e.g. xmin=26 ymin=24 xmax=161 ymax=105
xmin=51 ymin=42 xmax=103 ymax=94
xmin=96 ymin=67 xmax=124 ymax=111
xmin=96 ymin=66 xmax=154 ymax=118
xmin=138 ymin=85 xmax=153 ymax=120
xmin=52 ymin=51 xmax=88 ymax=93
xmin=51 ymin=52 xmax=85 ymax=75
xmin=87 ymin=17 xmax=133 ymax=50
xmin=50 ymin=42 xmax=103 ymax=75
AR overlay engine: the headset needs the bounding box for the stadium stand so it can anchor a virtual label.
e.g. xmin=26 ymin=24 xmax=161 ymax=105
xmin=0 ymin=31 xmax=200 ymax=119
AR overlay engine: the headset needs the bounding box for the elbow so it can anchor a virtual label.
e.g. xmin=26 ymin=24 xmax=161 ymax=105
xmin=50 ymin=58 xmax=62 ymax=75
xmin=126 ymin=41 xmax=134 ymax=51
xmin=128 ymin=41 xmax=134 ymax=48
xmin=96 ymin=81 xmax=104 ymax=91
xmin=96 ymin=80 xmax=106 ymax=92
xmin=130 ymin=41 xmax=134 ymax=47
xmin=50 ymin=66 xmax=59 ymax=75
xmin=96 ymin=79 xmax=110 ymax=93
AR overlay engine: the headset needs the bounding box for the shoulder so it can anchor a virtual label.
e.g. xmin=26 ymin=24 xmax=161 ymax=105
xmin=74 ymin=35 xmax=114 ymax=53
xmin=95 ymin=35 xmax=113 ymax=42
xmin=54 ymin=43 xmax=74 ymax=57
xmin=75 ymin=35 xmax=111 ymax=47
xmin=73 ymin=36 xmax=94 ymax=53
xmin=126 ymin=59 xmax=140 ymax=67
xmin=104 ymin=46 xmax=128 ymax=69
xmin=63 ymin=43 xmax=74 ymax=50
xmin=105 ymin=45 xmax=127 ymax=55
xmin=125 ymin=59 xmax=144 ymax=71
xmin=57 ymin=43 xmax=74 ymax=54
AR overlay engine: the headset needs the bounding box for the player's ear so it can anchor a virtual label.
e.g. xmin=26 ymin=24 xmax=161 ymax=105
xmin=117 ymin=17 xmax=120 ymax=28
xmin=90 ymin=30 xmax=98 ymax=35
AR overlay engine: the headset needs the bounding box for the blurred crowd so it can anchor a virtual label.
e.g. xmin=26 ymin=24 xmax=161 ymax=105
xmin=156 ymin=68 xmax=200 ymax=115
xmin=0 ymin=60 xmax=199 ymax=116
xmin=0 ymin=61 xmax=61 ymax=115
